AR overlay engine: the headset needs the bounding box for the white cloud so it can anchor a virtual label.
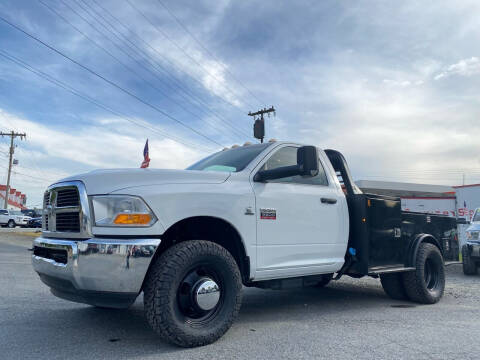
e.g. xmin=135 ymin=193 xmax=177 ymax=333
xmin=0 ymin=109 xmax=210 ymax=207
xmin=383 ymin=79 xmax=415 ymax=87
xmin=3 ymin=0 xmax=480 ymax=203
xmin=434 ymin=57 xmax=480 ymax=80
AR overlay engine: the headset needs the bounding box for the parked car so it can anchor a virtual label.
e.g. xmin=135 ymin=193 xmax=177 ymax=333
xmin=32 ymin=141 xmax=459 ymax=347
xmin=22 ymin=209 xmax=43 ymax=218
xmin=0 ymin=209 xmax=32 ymax=228
xmin=462 ymin=208 xmax=480 ymax=275
xmin=27 ymin=217 xmax=42 ymax=228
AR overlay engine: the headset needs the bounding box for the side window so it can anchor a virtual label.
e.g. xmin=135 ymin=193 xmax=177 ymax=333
xmin=0 ymin=210 xmax=7 ymax=215
xmin=260 ymin=146 xmax=328 ymax=186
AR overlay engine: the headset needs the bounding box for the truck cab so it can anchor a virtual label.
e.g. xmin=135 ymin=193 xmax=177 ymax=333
xmin=31 ymin=141 xmax=457 ymax=347
xmin=462 ymin=208 xmax=480 ymax=274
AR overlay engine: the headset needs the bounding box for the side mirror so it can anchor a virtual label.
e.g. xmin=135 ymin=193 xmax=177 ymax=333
xmin=254 ymin=146 xmax=319 ymax=182
xmin=297 ymin=146 xmax=319 ymax=177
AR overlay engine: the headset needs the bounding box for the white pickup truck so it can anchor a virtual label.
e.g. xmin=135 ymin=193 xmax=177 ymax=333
xmin=32 ymin=141 xmax=459 ymax=347
xmin=0 ymin=209 xmax=31 ymax=228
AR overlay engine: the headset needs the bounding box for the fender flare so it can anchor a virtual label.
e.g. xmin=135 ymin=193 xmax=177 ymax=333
xmin=406 ymin=233 xmax=443 ymax=267
xmin=147 ymin=216 xmax=250 ymax=283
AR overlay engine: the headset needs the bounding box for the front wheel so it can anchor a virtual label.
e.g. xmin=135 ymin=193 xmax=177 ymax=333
xmin=462 ymin=245 xmax=477 ymax=275
xmin=7 ymin=220 xmax=15 ymax=228
xmin=403 ymin=243 xmax=445 ymax=304
xmin=144 ymin=240 xmax=242 ymax=347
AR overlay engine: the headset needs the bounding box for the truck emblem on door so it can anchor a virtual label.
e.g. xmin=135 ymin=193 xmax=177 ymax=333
xmin=260 ymin=208 xmax=276 ymax=220
xmin=244 ymin=207 xmax=255 ymax=215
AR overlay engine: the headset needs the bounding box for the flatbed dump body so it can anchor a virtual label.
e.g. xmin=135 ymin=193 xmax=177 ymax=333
xmin=325 ymin=149 xmax=460 ymax=278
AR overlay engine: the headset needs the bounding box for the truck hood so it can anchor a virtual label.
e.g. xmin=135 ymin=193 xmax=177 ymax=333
xmin=56 ymin=168 xmax=231 ymax=194
xmin=467 ymin=223 xmax=480 ymax=232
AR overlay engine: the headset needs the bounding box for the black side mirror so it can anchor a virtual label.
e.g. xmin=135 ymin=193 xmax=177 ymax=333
xmin=254 ymin=146 xmax=319 ymax=182
xmin=297 ymin=146 xmax=319 ymax=176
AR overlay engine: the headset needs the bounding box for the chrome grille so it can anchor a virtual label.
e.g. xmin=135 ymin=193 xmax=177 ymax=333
xmin=43 ymin=192 xmax=50 ymax=229
xmin=42 ymin=181 xmax=92 ymax=239
xmin=56 ymin=212 xmax=81 ymax=232
xmin=56 ymin=188 xmax=80 ymax=207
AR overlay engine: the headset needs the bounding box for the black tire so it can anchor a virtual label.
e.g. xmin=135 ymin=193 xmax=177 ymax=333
xmin=462 ymin=245 xmax=477 ymax=275
xmin=403 ymin=243 xmax=445 ymax=304
xmin=7 ymin=220 xmax=15 ymax=228
xmin=143 ymin=240 xmax=242 ymax=347
xmin=380 ymin=273 xmax=408 ymax=300
xmin=316 ymin=273 xmax=333 ymax=287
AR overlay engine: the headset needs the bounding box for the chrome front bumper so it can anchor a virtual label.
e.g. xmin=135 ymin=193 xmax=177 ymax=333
xmin=465 ymin=241 xmax=480 ymax=258
xmin=32 ymin=236 xmax=161 ymax=308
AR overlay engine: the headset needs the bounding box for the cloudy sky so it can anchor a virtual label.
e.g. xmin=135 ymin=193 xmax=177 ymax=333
xmin=1 ymin=0 xmax=480 ymax=207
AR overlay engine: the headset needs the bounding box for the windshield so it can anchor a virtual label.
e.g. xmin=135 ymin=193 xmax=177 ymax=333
xmin=187 ymin=143 xmax=271 ymax=172
xmin=11 ymin=211 xmax=22 ymax=215
xmin=473 ymin=210 xmax=480 ymax=222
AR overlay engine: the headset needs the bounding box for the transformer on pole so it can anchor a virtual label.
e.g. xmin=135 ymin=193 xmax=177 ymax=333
xmin=248 ymin=106 xmax=275 ymax=143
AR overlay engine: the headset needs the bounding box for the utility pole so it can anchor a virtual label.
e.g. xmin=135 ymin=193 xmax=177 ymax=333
xmin=248 ymin=106 xmax=275 ymax=143
xmin=1 ymin=131 xmax=26 ymax=209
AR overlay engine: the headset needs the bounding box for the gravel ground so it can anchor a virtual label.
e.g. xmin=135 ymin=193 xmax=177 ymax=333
xmin=1 ymin=233 xmax=480 ymax=360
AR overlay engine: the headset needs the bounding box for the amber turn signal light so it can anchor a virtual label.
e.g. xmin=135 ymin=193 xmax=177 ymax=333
xmin=113 ymin=213 xmax=152 ymax=225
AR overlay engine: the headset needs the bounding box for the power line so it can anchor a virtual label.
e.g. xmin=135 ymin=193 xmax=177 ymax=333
xmin=78 ymin=0 xmax=252 ymax=140
xmin=0 ymin=15 xmax=224 ymax=147
xmin=0 ymin=49 xmax=215 ymax=153
xmin=156 ymin=0 xmax=265 ymax=107
xmin=0 ymin=162 xmax=56 ymax=183
xmin=90 ymin=0 xmax=252 ymax=133
xmin=93 ymin=0 xmax=252 ymax=120
xmin=53 ymin=0 xmax=245 ymax=143
xmin=124 ymin=0 xmax=258 ymax=110
xmin=0 ymin=130 xmax=26 ymax=208
xmin=1 ymin=109 xmax=59 ymax=181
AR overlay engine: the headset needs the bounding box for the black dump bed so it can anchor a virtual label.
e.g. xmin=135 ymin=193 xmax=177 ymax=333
xmin=325 ymin=149 xmax=459 ymax=277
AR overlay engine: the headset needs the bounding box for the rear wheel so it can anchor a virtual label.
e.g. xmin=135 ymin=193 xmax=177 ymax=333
xmin=403 ymin=243 xmax=445 ymax=304
xmin=7 ymin=220 xmax=15 ymax=228
xmin=380 ymin=273 xmax=408 ymax=300
xmin=144 ymin=240 xmax=242 ymax=347
xmin=462 ymin=245 xmax=477 ymax=275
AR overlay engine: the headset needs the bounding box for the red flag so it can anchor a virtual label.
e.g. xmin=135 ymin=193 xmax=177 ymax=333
xmin=140 ymin=139 xmax=150 ymax=168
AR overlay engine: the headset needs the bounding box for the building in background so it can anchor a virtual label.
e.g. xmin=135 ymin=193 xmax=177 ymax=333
xmin=454 ymin=184 xmax=480 ymax=221
xmin=0 ymin=185 xmax=27 ymax=210
xmin=453 ymin=184 xmax=480 ymax=245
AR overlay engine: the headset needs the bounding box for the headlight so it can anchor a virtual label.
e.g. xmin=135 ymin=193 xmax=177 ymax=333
xmin=466 ymin=231 xmax=472 ymax=240
xmin=91 ymin=195 xmax=157 ymax=227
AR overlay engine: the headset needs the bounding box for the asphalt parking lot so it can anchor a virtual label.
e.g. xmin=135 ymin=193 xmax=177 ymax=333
xmin=2 ymin=232 xmax=480 ymax=360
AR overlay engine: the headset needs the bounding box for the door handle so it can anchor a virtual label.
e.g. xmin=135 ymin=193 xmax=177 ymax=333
xmin=321 ymin=198 xmax=337 ymax=204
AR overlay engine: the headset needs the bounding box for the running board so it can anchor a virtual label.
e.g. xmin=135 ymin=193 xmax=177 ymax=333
xmin=368 ymin=266 xmax=415 ymax=275
xmin=445 ymin=261 xmax=461 ymax=266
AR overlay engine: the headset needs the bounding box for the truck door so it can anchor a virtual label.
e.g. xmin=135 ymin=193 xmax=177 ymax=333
xmin=251 ymin=145 xmax=348 ymax=279
xmin=0 ymin=209 xmax=7 ymax=224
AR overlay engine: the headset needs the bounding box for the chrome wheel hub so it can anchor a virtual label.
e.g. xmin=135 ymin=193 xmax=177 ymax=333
xmin=194 ymin=278 xmax=220 ymax=311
